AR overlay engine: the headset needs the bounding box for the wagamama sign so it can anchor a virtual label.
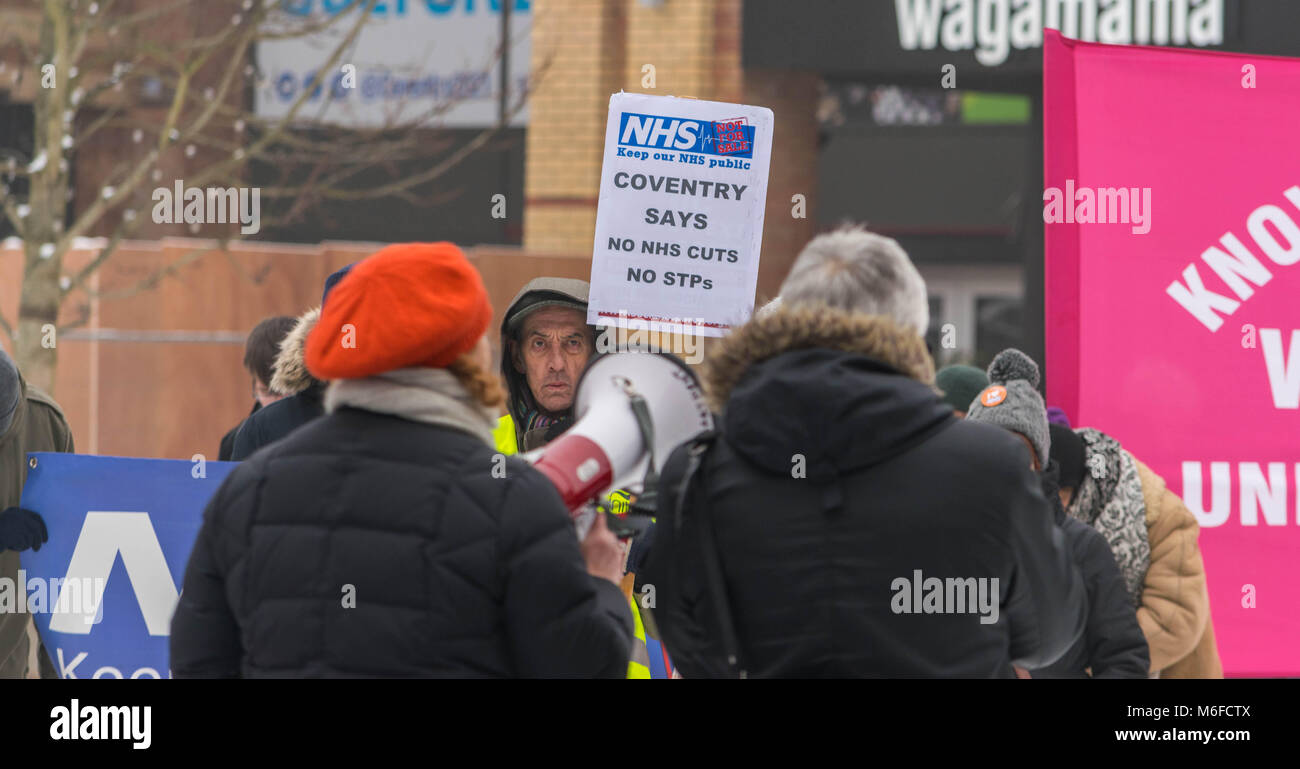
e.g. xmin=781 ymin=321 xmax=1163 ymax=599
xmin=896 ymin=0 xmax=1226 ymax=66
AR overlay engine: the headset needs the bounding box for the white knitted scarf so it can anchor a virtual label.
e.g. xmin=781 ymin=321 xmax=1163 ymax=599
xmin=324 ymin=367 xmax=497 ymax=446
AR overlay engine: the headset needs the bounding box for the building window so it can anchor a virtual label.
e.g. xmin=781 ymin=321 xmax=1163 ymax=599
xmin=975 ymin=295 xmax=1025 ymax=366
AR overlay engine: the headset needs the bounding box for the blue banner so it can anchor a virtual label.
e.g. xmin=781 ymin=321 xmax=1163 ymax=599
xmin=18 ymin=453 xmax=236 ymax=679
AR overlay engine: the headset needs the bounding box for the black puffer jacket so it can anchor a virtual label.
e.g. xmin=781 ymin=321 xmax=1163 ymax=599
xmin=171 ymin=405 xmax=634 ymax=678
xmin=642 ymin=307 xmax=1086 ymax=678
xmin=1029 ymin=461 xmax=1149 ymax=678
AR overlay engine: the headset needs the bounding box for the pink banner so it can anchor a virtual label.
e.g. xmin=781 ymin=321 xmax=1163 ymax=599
xmin=1044 ymin=29 xmax=1300 ymax=677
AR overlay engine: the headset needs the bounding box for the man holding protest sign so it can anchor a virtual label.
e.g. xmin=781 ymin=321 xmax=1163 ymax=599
xmin=494 ymin=277 xmax=603 ymax=454
xmin=492 ymin=276 xmax=653 ymax=678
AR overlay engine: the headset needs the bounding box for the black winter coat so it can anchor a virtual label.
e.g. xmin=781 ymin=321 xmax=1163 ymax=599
xmin=219 ymin=401 xmax=259 ymax=461
xmin=1029 ymin=462 xmax=1149 ymax=678
xmin=171 ymin=406 xmax=634 ymax=677
xmin=229 ymin=386 xmax=324 ymax=461
xmin=641 ymin=309 xmax=1086 ymax=678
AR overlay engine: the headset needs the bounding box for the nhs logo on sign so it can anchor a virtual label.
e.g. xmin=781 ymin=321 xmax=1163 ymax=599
xmin=618 ymin=112 xmax=756 ymax=159
xmin=18 ymin=453 xmax=237 ymax=678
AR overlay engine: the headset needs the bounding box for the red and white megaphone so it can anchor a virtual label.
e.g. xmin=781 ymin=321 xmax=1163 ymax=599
xmin=525 ymin=351 xmax=715 ymax=514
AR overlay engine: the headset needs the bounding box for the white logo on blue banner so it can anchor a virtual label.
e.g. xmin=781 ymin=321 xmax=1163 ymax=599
xmin=19 ymin=454 xmax=237 ymax=679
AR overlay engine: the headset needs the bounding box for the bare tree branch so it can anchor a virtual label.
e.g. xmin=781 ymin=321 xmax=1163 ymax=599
xmin=82 ymin=242 xmax=220 ymax=303
xmin=1 ymin=187 xmax=27 ymax=241
xmin=11 ymin=0 xmax=541 ymax=384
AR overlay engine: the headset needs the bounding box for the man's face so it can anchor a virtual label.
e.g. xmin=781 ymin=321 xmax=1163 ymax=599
xmin=514 ymin=306 xmax=592 ymax=415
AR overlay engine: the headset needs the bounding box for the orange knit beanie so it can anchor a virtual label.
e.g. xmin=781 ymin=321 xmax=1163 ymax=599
xmin=305 ymin=242 xmax=492 ymax=380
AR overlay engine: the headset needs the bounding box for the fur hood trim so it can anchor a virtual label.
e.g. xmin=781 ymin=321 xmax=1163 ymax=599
xmin=270 ymin=307 xmax=323 ymax=395
xmin=704 ymin=306 xmax=936 ymax=410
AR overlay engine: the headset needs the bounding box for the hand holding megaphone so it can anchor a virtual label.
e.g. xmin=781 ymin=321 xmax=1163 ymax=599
xmin=580 ymin=512 xmax=627 ymax=587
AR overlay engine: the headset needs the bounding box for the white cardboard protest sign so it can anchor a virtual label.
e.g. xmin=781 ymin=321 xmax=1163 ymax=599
xmin=587 ymin=93 xmax=773 ymax=338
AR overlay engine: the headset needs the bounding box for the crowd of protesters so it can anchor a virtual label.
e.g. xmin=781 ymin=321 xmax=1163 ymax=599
xmin=0 ymin=226 xmax=1220 ymax=678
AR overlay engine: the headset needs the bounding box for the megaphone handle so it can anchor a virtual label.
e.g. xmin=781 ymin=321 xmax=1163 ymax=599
xmin=626 ymin=391 xmax=658 ymax=495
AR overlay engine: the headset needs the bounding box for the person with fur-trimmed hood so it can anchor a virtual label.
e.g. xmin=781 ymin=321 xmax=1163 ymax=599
xmin=642 ymin=225 xmax=1086 ymax=677
xmin=230 ymin=265 xmax=353 ymax=461
xmin=219 ymin=316 xmax=295 ymax=461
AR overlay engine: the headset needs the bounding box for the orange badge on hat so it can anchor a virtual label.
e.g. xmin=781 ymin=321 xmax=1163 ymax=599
xmin=980 ymin=385 xmax=1007 ymax=407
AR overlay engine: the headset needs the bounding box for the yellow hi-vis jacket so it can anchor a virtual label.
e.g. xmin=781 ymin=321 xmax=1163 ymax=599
xmin=494 ymin=414 xmax=651 ymax=678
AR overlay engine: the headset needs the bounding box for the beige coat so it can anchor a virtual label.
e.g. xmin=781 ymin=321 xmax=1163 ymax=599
xmin=1134 ymin=459 xmax=1223 ymax=678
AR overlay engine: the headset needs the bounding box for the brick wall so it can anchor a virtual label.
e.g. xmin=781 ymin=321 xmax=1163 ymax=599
xmin=525 ymin=0 xmax=751 ymax=257
xmin=524 ymin=0 xmax=818 ymax=302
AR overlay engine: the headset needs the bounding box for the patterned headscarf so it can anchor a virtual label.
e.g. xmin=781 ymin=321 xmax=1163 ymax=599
xmin=1066 ymin=428 xmax=1151 ymax=606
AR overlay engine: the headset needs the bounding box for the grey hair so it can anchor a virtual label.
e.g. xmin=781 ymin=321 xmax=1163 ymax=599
xmin=777 ymin=225 xmax=929 ymax=336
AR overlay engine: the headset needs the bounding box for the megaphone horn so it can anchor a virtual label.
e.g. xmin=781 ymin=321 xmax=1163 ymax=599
xmin=527 ymin=350 xmax=715 ymax=515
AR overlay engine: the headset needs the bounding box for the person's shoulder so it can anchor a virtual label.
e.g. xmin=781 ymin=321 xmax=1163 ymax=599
xmin=245 ymin=394 xmax=298 ymax=426
xmin=22 ymin=385 xmax=71 ymax=444
xmin=233 ymin=392 xmax=312 ymax=446
xmin=1129 ymin=453 xmax=1176 ymax=527
xmin=498 ymin=451 xmax=555 ymax=491
xmin=24 ymin=384 xmax=68 ymax=422
xmin=490 ymin=449 xmax=568 ymax=514
xmin=492 ymin=413 xmax=517 ymax=455
xmin=929 ymin=417 xmax=1035 ymax=476
xmin=1063 ymin=517 xmax=1118 ymax=570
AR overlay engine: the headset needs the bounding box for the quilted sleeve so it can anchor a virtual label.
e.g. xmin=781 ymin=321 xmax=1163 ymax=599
xmin=497 ymin=463 xmax=633 ymax=678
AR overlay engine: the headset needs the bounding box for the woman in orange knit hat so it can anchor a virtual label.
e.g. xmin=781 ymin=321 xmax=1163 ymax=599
xmin=170 ymin=242 xmax=633 ymax=678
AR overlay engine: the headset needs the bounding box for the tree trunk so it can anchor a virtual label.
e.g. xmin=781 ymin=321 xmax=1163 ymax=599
xmin=15 ymin=4 xmax=69 ymax=394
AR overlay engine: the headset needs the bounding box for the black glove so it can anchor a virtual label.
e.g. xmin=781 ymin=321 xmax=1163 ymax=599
xmin=0 ymin=507 xmax=48 ymax=552
xmin=542 ymin=417 xmax=574 ymax=443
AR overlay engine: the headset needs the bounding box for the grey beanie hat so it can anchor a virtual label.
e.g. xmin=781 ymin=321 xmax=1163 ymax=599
xmin=504 ymin=278 xmax=591 ymax=337
xmin=0 ymin=347 xmax=20 ymax=436
xmin=965 ymin=348 xmax=1050 ymax=468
